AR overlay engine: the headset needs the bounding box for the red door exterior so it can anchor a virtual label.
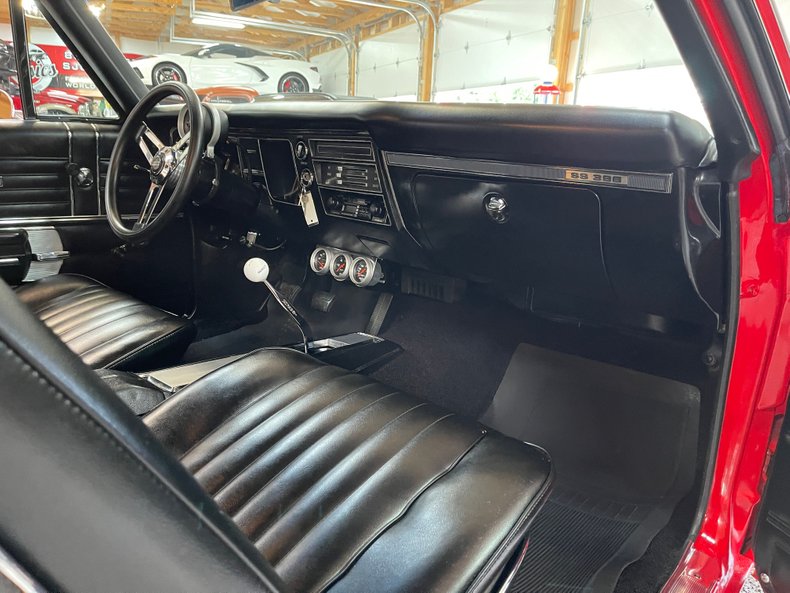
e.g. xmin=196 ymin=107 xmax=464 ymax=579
xmin=663 ymin=1 xmax=790 ymax=591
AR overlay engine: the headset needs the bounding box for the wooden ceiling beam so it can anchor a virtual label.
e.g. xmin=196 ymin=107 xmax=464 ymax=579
xmin=195 ymin=0 xmax=358 ymax=21
xmin=107 ymin=1 xmax=178 ymax=16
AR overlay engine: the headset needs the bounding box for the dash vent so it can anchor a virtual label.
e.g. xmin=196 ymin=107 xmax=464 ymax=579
xmin=310 ymin=140 xmax=374 ymax=162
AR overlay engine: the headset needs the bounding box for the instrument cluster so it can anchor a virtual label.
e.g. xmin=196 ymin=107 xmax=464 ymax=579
xmin=310 ymin=246 xmax=384 ymax=288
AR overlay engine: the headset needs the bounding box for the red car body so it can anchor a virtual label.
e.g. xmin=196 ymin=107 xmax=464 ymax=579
xmin=10 ymin=87 xmax=91 ymax=116
xmin=666 ymin=1 xmax=790 ymax=591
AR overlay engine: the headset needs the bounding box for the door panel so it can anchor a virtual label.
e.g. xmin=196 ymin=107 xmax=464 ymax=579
xmin=0 ymin=119 xmax=193 ymax=314
xmin=0 ymin=119 xmax=149 ymax=221
xmin=0 ymin=121 xmax=72 ymax=218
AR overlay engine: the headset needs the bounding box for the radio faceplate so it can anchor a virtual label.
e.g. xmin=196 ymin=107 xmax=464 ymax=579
xmin=309 ymin=138 xmax=392 ymax=226
xmin=320 ymin=188 xmax=390 ymax=225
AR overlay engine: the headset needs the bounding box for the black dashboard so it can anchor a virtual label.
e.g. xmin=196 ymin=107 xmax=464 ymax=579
xmin=195 ymin=101 xmax=722 ymax=331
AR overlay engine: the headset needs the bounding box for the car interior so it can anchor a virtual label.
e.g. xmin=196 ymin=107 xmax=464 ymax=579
xmin=0 ymin=1 xmax=758 ymax=592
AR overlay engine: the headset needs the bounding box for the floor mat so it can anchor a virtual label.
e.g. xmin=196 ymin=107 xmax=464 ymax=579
xmin=481 ymin=344 xmax=700 ymax=593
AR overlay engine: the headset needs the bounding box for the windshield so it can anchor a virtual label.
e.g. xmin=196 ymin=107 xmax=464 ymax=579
xmin=1 ymin=0 xmax=710 ymax=127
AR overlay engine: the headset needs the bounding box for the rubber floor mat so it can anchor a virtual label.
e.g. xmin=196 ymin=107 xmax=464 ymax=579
xmin=481 ymin=344 xmax=700 ymax=593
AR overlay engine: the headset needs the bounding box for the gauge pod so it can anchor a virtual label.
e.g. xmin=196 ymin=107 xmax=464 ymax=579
xmin=330 ymin=251 xmax=352 ymax=281
xmin=350 ymin=256 xmax=384 ymax=287
xmin=176 ymin=105 xmax=190 ymax=138
xmin=310 ymin=246 xmax=335 ymax=275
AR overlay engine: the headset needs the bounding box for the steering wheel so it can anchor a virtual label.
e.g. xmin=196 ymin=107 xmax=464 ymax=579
xmin=105 ymin=82 xmax=206 ymax=244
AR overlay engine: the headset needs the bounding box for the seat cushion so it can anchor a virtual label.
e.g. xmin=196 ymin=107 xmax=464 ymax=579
xmin=15 ymin=274 xmax=195 ymax=371
xmin=144 ymin=348 xmax=553 ymax=593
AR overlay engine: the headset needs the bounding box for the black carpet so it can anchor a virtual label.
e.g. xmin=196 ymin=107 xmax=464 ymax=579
xmin=184 ymin=280 xmax=382 ymax=362
xmin=370 ymin=293 xmax=523 ymax=417
xmin=371 ymin=294 xmax=707 ymax=419
xmin=481 ymin=344 xmax=700 ymax=593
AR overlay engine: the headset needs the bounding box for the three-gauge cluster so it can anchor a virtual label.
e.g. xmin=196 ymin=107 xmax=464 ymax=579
xmin=310 ymin=246 xmax=384 ymax=288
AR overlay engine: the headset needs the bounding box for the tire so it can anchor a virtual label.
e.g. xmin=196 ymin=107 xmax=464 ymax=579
xmin=37 ymin=105 xmax=74 ymax=116
xmin=278 ymin=72 xmax=309 ymax=94
xmin=152 ymin=62 xmax=187 ymax=86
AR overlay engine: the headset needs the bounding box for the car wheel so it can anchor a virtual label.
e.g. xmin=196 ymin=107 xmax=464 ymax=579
xmin=37 ymin=105 xmax=75 ymax=116
xmin=278 ymin=72 xmax=309 ymax=94
xmin=152 ymin=62 xmax=187 ymax=85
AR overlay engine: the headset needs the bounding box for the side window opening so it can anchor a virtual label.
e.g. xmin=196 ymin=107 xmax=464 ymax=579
xmin=0 ymin=0 xmax=118 ymax=119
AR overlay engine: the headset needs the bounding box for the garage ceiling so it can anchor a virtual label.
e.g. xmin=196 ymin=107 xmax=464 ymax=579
xmin=65 ymin=0 xmax=478 ymax=57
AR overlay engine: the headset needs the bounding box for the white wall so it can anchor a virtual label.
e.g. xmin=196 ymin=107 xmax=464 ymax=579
xmin=358 ymin=24 xmax=420 ymax=99
xmin=582 ymin=0 xmax=682 ymax=74
xmin=310 ymin=46 xmax=349 ymax=95
xmin=311 ymin=0 xmax=554 ymax=100
xmin=309 ymin=24 xmax=422 ymax=99
xmin=435 ymin=0 xmax=554 ymax=92
xmin=118 ymin=38 xmax=195 ymax=56
xmin=0 ymin=23 xmax=62 ymax=45
xmin=574 ymin=0 xmax=708 ymax=127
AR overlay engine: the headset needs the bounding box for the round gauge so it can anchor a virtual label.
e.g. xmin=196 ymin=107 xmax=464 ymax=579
xmin=352 ymin=257 xmax=369 ymax=285
xmin=177 ymin=105 xmax=190 ymax=137
xmin=330 ymin=252 xmax=351 ymax=281
xmin=310 ymin=246 xmax=334 ymax=275
xmin=350 ymin=256 xmax=383 ymax=287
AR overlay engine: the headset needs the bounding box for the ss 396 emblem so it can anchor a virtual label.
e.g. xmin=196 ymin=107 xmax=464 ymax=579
xmin=564 ymin=169 xmax=629 ymax=186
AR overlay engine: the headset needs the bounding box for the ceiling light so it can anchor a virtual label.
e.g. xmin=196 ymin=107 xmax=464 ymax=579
xmin=22 ymin=0 xmax=43 ymax=19
xmin=88 ymin=3 xmax=104 ymax=18
xmin=191 ymin=16 xmax=246 ymax=30
xmin=265 ymin=4 xmax=285 ymax=12
xmin=296 ymin=9 xmax=320 ymax=17
xmin=310 ymin=0 xmax=337 ymax=7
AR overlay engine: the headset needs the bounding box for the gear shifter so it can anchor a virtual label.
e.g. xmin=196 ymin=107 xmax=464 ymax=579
xmin=244 ymin=258 xmax=312 ymax=353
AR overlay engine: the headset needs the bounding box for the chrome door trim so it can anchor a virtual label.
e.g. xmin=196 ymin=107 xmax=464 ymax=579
xmin=0 ymin=544 xmax=47 ymax=593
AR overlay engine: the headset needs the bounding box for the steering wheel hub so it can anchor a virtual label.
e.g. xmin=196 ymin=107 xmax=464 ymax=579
xmin=150 ymin=147 xmax=180 ymax=183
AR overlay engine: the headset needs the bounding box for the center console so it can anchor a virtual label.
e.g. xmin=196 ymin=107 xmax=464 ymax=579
xmin=138 ymin=332 xmax=400 ymax=394
xmin=230 ymin=131 xmax=393 ymax=226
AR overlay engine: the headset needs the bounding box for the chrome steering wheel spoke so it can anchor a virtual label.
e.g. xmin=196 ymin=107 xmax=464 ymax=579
xmin=136 ymin=123 xmax=166 ymax=164
xmin=143 ymin=123 xmax=165 ymax=150
xmin=173 ymin=130 xmax=190 ymax=152
xmin=134 ymin=182 xmax=166 ymax=230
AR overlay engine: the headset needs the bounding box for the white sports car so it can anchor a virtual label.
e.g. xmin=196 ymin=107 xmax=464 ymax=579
xmin=130 ymin=43 xmax=321 ymax=94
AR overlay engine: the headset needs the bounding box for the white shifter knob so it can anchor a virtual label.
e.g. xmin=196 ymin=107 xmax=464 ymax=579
xmin=244 ymin=257 xmax=270 ymax=283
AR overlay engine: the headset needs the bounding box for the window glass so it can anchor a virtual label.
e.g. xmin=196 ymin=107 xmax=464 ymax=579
xmin=36 ymin=0 xmax=707 ymax=127
xmin=574 ymin=0 xmax=709 ymax=128
xmin=9 ymin=0 xmax=118 ymax=118
xmin=0 ymin=3 xmax=20 ymax=118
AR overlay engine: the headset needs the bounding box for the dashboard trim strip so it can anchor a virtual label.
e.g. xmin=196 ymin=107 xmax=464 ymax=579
xmin=384 ymin=152 xmax=674 ymax=194
xmin=0 ymin=215 xmax=134 ymax=226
